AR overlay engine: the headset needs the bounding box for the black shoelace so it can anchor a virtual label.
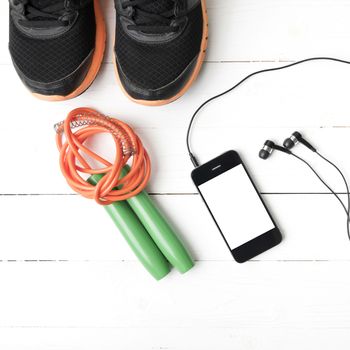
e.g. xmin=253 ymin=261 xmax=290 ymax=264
xmin=12 ymin=0 xmax=73 ymax=28
xmin=122 ymin=0 xmax=186 ymax=34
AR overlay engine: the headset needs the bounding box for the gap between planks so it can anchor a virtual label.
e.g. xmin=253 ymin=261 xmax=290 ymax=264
xmin=0 ymin=259 xmax=349 ymax=263
xmin=0 ymin=193 xmax=348 ymax=196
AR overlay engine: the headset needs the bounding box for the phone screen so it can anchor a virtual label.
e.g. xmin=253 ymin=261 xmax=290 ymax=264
xmin=198 ymin=164 xmax=275 ymax=249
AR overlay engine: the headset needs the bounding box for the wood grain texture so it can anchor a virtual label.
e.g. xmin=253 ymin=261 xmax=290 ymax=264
xmin=0 ymin=261 xmax=350 ymax=350
xmin=0 ymin=194 xmax=348 ymax=261
xmin=1 ymin=0 xmax=350 ymax=349
xmin=1 ymin=62 xmax=350 ymax=194
xmin=1 ymin=328 xmax=350 ymax=350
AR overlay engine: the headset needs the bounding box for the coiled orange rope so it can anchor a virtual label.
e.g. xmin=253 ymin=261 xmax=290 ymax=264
xmin=55 ymin=107 xmax=151 ymax=205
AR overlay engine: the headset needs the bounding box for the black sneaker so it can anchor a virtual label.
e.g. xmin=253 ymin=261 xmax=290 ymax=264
xmin=114 ymin=0 xmax=208 ymax=106
xmin=9 ymin=0 xmax=106 ymax=101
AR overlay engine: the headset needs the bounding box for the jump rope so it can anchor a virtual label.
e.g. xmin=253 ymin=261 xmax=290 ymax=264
xmin=55 ymin=59 xmax=350 ymax=278
xmin=55 ymin=107 xmax=194 ymax=280
xmin=185 ymin=57 xmax=350 ymax=242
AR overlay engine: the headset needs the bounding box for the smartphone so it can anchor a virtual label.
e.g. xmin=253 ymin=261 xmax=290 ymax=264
xmin=191 ymin=150 xmax=282 ymax=263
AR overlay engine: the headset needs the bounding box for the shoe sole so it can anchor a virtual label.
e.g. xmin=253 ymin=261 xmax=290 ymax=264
xmin=32 ymin=0 xmax=106 ymax=102
xmin=114 ymin=0 xmax=209 ymax=106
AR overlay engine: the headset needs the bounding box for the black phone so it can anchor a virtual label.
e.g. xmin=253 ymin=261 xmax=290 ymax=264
xmin=191 ymin=150 xmax=282 ymax=263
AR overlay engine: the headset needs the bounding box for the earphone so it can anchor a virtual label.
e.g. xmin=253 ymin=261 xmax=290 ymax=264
xmin=259 ymin=131 xmax=350 ymax=241
xmin=259 ymin=140 xmax=291 ymax=159
xmin=258 ymin=131 xmax=317 ymax=160
xmin=283 ymin=131 xmax=317 ymax=152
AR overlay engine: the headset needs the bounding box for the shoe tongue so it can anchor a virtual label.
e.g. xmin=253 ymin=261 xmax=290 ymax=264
xmin=29 ymin=0 xmax=64 ymax=9
xmin=139 ymin=0 xmax=175 ymax=14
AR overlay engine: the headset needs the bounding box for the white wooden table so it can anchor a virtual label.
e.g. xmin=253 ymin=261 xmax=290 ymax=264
xmin=1 ymin=1 xmax=350 ymax=349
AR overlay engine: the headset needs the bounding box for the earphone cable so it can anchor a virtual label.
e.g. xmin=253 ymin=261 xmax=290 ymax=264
xmin=291 ymin=152 xmax=350 ymax=240
xmin=185 ymin=57 xmax=350 ymax=240
xmin=186 ymin=57 xmax=350 ymax=167
xmin=316 ymin=151 xmax=350 ymax=210
xmin=315 ymin=151 xmax=350 ymax=240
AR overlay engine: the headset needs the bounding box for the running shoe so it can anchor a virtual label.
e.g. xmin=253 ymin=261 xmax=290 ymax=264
xmin=114 ymin=0 xmax=208 ymax=105
xmin=9 ymin=0 xmax=106 ymax=101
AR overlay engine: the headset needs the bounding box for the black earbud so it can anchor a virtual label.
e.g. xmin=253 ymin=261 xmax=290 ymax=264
xmin=283 ymin=131 xmax=317 ymax=152
xmin=259 ymin=140 xmax=291 ymax=160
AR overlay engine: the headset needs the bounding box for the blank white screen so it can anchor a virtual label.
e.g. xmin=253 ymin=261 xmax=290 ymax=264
xmin=199 ymin=164 xmax=274 ymax=249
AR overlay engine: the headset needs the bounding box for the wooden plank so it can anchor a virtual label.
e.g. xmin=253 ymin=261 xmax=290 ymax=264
xmin=1 ymin=327 xmax=350 ymax=350
xmin=3 ymin=60 xmax=350 ymax=130
xmin=3 ymin=0 xmax=350 ymax=63
xmin=0 ymin=124 xmax=349 ymax=194
xmin=1 ymin=61 xmax=350 ymax=194
xmin=0 ymin=261 xmax=349 ymax=333
xmin=0 ymin=194 xmax=348 ymax=261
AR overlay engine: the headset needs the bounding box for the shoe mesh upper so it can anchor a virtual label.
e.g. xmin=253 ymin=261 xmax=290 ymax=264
xmin=9 ymin=3 xmax=96 ymax=83
xmin=115 ymin=4 xmax=203 ymax=90
xmin=140 ymin=0 xmax=174 ymax=14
